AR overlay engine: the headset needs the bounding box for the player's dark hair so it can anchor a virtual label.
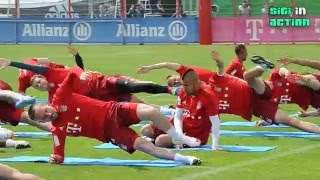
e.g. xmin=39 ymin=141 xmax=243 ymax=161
xmin=181 ymin=69 xmax=196 ymax=80
xmin=166 ymin=75 xmax=173 ymax=80
xmin=28 ymin=104 xmax=36 ymax=120
xmin=30 ymin=74 xmax=45 ymax=85
xmin=235 ymin=44 xmax=246 ymax=55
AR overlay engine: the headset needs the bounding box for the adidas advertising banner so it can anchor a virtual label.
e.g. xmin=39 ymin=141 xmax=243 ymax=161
xmin=0 ymin=0 xmax=178 ymax=18
xmin=0 ymin=18 xmax=198 ymax=43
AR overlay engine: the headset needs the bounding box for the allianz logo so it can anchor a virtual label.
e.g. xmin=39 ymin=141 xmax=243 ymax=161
xmin=21 ymin=21 xmax=188 ymax=41
xmin=116 ymin=21 xmax=188 ymax=41
xmin=45 ymin=3 xmax=79 ymax=18
xmin=22 ymin=22 xmax=91 ymax=41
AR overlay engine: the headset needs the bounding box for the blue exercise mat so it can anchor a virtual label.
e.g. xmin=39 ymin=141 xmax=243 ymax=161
xmin=221 ymin=121 xmax=320 ymax=128
xmin=36 ymin=99 xmax=48 ymax=103
xmin=14 ymin=132 xmax=51 ymax=138
xmin=220 ymin=130 xmax=320 ymax=138
xmin=94 ymin=143 xmax=277 ymax=152
xmin=0 ymin=156 xmax=185 ymax=167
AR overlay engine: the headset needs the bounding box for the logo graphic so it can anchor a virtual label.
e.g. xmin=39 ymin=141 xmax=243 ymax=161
xmin=73 ymin=22 xmax=91 ymax=41
xmin=168 ymin=21 xmax=187 ymax=41
xmin=45 ymin=3 xmax=79 ymax=18
xmin=60 ymin=105 xmax=68 ymax=112
xmin=196 ymin=102 xmax=201 ymax=110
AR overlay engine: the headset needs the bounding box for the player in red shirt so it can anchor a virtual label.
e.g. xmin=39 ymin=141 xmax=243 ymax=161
xmin=17 ymin=45 xmax=81 ymax=94
xmin=141 ymin=51 xmax=253 ymax=142
xmin=243 ymin=55 xmax=320 ymax=133
xmin=0 ymin=57 xmax=176 ymax=104
xmin=18 ymin=58 xmax=65 ymax=94
xmin=276 ymin=57 xmax=320 ymax=117
xmin=0 ymin=163 xmax=41 ymax=180
xmin=267 ymin=67 xmax=313 ymax=111
xmin=150 ymin=69 xmax=221 ymax=150
xmin=28 ymin=72 xmax=201 ymax=165
xmin=143 ymin=52 xmax=320 ymax=140
xmin=0 ymin=80 xmax=51 ymax=132
xmin=225 ymin=44 xmax=247 ymax=79
xmin=137 ymin=62 xmax=215 ymax=87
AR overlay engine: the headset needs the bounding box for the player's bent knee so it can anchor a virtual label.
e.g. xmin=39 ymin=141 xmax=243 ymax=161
xmin=133 ymin=137 xmax=154 ymax=153
xmin=155 ymin=135 xmax=173 ymax=148
xmin=243 ymin=71 xmax=250 ymax=82
xmin=140 ymin=124 xmax=154 ymax=138
xmin=274 ymin=109 xmax=292 ymax=124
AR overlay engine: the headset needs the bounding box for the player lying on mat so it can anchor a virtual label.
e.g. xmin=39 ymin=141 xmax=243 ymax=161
xmin=17 ymin=45 xmax=83 ymax=95
xmin=138 ymin=51 xmax=255 ymax=121
xmin=27 ymin=72 xmax=202 ymax=165
xmin=277 ymin=57 xmax=320 ymax=117
xmin=0 ymin=57 xmax=178 ymax=104
xmin=242 ymin=55 xmax=320 ymax=133
xmin=0 ymin=80 xmax=51 ymax=131
xmin=142 ymin=52 xmax=320 ymax=142
xmin=137 ymin=44 xmax=248 ymax=86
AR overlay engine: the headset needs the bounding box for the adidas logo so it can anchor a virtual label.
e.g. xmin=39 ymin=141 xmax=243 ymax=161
xmin=45 ymin=3 xmax=79 ymax=18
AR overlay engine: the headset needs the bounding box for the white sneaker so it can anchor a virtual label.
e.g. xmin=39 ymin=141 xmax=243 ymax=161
xmin=15 ymin=141 xmax=31 ymax=149
xmin=182 ymin=136 xmax=201 ymax=148
xmin=188 ymin=156 xmax=202 ymax=166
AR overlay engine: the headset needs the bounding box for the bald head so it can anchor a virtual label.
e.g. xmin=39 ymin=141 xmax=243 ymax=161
xmin=181 ymin=69 xmax=200 ymax=95
xmin=182 ymin=69 xmax=199 ymax=82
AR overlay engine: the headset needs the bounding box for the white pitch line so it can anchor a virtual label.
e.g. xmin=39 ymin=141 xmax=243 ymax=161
xmin=110 ymin=51 xmax=152 ymax=55
xmin=175 ymin=143 xmax=320 ymax=180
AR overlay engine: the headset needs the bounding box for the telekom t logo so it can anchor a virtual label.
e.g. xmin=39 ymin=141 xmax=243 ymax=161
xmin=314 ymin=19 xmax=320 ymax=38
xmin=246 ymin=19 xmax=263 ymax=41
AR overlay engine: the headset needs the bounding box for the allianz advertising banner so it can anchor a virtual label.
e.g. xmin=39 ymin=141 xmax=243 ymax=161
xmin=0 ymin=18 xmax=198 ymax=44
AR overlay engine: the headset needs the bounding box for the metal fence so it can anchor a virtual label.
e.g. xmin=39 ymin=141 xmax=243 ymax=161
xmin=0 ymin=0 xmax=319 ymax=19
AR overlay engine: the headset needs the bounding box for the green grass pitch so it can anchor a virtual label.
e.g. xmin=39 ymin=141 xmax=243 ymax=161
xmin=0 ymin=44 xmax=319 ymax=180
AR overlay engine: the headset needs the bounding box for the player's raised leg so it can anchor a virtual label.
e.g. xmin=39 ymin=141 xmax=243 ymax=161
xmin=244 ymin=56 xmax=275 ymax=94
xmin=274 ymin=109 xmax=320 ymax=133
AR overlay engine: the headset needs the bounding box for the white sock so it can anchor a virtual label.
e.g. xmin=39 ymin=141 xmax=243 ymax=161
xmin=0 ymin=129 xmax=12 ymax=140
xmin=166 ymin=127 xmax=181 ymax=141
xmin=174 ymin=153 xmax=190 ymax=164
xmin=180 ymin=135 xmax=201 ymax=147
xmin=160 ymin=106 xmax=175 ymax=116
xmin=257 ymin=65 xmax=268 ymax=71
xmin=5 ymin=139 xmax=15 ymax=147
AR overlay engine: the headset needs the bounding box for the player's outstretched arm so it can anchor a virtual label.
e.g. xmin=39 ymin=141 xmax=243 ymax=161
xmin=211 ymin=51 xmax=224 ymax=75
xmin=278 ymin=57 xmax=320 ymax=70
xmin=50 ymin=130 xmax=67 ymax=164
xmin=137 ymin=62 xmax=182 ymax=73
xmin=0 ymin=58 xmax=49 ymax=74
xmin=209 ymin=115 xmax=221 ymax=150
xmin=173 ymin=107 xmax=184 ymax=135
xmin=68 ymin=45 xmax=84 ymax=70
